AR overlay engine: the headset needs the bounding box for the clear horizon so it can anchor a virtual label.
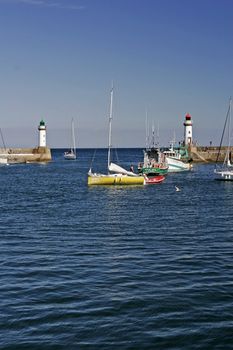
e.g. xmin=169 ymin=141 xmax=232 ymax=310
xmin=0 ymin=0 xmax=233 ymax=148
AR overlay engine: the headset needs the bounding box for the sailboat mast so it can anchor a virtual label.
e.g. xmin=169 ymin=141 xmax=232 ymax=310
xmin=107 ymin=86 xmax=113 ymax=169
xmin=0 ymin=128 xmax=6 ymax=150
xmin=71 ymin=118 xmax=76 ymax=155
xmin=228 ymin=98 xmax=232 ymax=149
xmin=227 ymin=97 xmax=232 ymax=164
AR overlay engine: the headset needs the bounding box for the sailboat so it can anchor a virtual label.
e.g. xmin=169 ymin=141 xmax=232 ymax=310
xmin=87 ymin=87 xmax=145 ymax=186
xmin=64 ymin=118 xmax=77 ymax=160
xmin=214 ymin=97 xmax=233 ymax=181
xmin=0 ymin=128 xmax=9 ymax=165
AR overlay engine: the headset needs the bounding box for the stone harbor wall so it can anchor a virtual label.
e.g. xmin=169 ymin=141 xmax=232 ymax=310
xmin=190 ymin=146 xmax=232 ymax=163
xmin=0 ymin=147 xmax=52 ymax=163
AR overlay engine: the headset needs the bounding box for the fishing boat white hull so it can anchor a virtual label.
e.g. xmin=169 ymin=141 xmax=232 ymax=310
xmin=166 ymin=156 xmax=192 ymax=172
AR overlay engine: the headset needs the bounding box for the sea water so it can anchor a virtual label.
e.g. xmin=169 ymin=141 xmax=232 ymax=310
xmin=1 ymin=148 xmax=233 ymax=349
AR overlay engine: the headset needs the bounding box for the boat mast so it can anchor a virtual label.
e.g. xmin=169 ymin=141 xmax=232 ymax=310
xmin=152 ymin=122 xmax=155 ymax=149
xmin=227 ymin=97 xmax=232 ymax=165
xmin=71 ymin=118 xmax=76 ymax=156
xmin=216 ymin=98 xmax=231 ymax=164
xmin=145 ymin=108 xmax=149 ymax=150
xmin=107 ymin=85 xmax=113 ymax=170
xmin=0 ymin=128 xmax=6 ymax=150
xmin=156 ymin=121 xmax=160 ymax=150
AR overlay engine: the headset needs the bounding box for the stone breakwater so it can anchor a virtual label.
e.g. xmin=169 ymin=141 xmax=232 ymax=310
xmin=0 ymin=147 xmax=52 ymax=163
xmin=190 ymin=146 xmax=233 ymax=163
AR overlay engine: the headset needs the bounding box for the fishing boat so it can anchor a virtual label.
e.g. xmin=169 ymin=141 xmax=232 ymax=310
xmin=138 ymin=147 xmax=168 ymax=175
xmin=163 ymin=143 xmax=192 ymax=172
xmin=214 ymin=97 xmax=233 ymax=181
xmin=88 ymin=87 xmax=145 ymax=186
xmin=64 ymin=118 xmax=77 ymax=160
xmin=138 ymin=121 xmax=168 ymax=176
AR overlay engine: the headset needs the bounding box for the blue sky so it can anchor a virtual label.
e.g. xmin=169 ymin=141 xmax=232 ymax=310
xmin=0 ymin=0 xmax=233 ymax=148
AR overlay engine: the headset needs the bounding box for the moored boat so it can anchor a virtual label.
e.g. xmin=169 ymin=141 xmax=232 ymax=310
xmin=214 ymin=97 xmax=233 ymax=181
xmin=144 ymin=174 xmax=165 ymax=184
xmin=88 ymin=87 xmax=145 ymax=186
xmin=138 ymin=147 xmax=168 ymax=176
xmin=64 ymin=118 xmax=77 ymax=160
xmin=163 ymin=146 xmax=192 ymax=172
xmin=88 ymin=170 xmax=145 ymax=185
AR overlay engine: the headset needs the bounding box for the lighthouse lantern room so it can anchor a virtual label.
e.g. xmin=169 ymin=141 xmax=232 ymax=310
xmin=38 ymin=119 xmax=47 ymax=147
xmin=183 ymin=113 xmax=193 ymax=146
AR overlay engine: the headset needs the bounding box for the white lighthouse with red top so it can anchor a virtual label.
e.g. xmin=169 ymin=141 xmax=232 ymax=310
xmin=183 ymin=113 xmax=193 ymax=146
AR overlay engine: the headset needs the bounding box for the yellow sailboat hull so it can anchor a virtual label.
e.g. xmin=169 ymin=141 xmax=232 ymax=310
xmin=88 ymin=174 xmax=145 ymax=186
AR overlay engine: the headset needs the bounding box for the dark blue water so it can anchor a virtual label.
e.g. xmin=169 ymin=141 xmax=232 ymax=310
xmin=1 ymin=148 xmax=233 ymax=350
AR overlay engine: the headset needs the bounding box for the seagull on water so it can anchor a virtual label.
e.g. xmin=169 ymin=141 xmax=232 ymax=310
xmin=175 ymin=186 xmax=181 ymax=192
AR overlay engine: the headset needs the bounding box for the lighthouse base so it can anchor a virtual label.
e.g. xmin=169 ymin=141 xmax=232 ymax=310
xmin=0 ymin=147 xmax=52 ymax=164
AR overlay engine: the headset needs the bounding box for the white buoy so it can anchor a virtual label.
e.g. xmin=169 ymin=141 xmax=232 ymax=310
xmin=38 ymin=119 xmax=47 ymax=147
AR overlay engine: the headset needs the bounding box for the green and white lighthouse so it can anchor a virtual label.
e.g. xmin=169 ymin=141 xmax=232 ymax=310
xmin=38 ymin=119 xmax=47 ymax=147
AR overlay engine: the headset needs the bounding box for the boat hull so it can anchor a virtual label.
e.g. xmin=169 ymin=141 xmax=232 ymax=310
xmin=144 ymin=175 xmax=165 ymax=184
xmin=138 ymin=147 xmax=168 ymax=175
xmin=88 ymin=174 xmax=145 ymax=186
xmin=139 ymin=166 xmax=168 ymax=175
xmin=64 ymin=154 xmax=76 ymax=160
xmin=166 ymin=157 xmax=192 ymax=172
xmin=215 ymin=170 xmax=233 ymax=181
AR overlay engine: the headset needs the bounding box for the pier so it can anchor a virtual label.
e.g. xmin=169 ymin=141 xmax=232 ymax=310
xmin=189 ymin=145 xmax=232 ymax=163
xmin=0 ymin=146 xmax=52 ymax=163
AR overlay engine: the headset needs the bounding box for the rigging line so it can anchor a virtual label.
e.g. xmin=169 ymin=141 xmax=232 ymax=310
xmin=216 ymin=103 xmax=230 ymax=164
xmin=89 ymin=149 xmax=97 ymax=169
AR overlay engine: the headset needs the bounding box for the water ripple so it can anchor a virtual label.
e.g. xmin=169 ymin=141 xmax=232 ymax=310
xmin=1 ymin=150 xmax=233 ymax=349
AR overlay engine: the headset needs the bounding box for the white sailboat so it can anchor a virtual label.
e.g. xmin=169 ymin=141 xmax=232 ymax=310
xmin=88 ymin=87 xmax=145 ymax=186
xmin=0 ymin=128 xmax=9 ymax=165
xmin=214 ymin=97 xmax=233 ymax=180
xmin=64 ymin=118 xmax=77 ymax=160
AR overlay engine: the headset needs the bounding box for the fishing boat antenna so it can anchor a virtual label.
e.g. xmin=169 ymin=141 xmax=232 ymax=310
xmin=145 ymin=108 xmax=149 ymax=150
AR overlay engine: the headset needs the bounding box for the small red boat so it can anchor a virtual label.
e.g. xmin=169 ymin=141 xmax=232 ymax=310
xmin=144 ymin=174 xmax=165 ymax=184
